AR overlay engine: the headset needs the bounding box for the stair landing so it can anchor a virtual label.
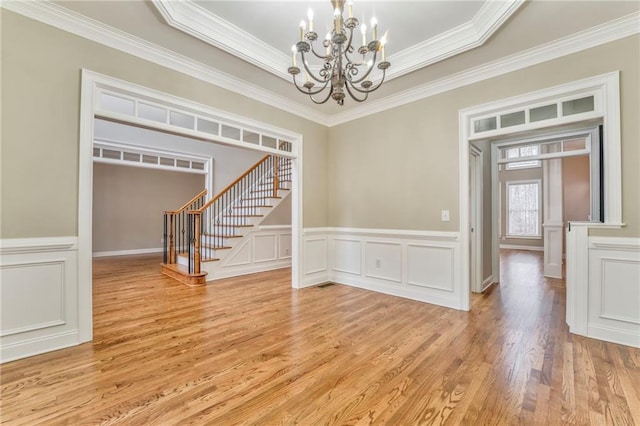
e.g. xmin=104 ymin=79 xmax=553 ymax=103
xmin=161 ymin=263 xmax=207 ymax=286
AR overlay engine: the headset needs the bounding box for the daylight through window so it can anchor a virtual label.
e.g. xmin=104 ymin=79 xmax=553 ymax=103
xmin=507 ymin=181 xmax=541 ymax=237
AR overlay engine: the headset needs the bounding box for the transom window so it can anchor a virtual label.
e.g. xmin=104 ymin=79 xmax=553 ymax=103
xmin=507 ymin=180 xmax=541 ymax=238
xmin=505 ymin=145 xmax=541 ymax=170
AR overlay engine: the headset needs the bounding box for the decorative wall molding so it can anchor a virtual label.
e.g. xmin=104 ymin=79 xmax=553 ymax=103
xmin=0 ymin=237 xmax=80 ymax=363
xmin=205 ymin=226 xmax=292 ymax=281
xmin=2 ymin=1 xmax=638 ymax=127
xmin=302 ymin=228 xmax=463 ymax=309
xmin=587 ymin=236 xmax=640 ymax=348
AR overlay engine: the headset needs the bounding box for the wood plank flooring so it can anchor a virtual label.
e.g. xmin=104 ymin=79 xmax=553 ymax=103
xmin=2 ymin=250 xmax=639 ymax=425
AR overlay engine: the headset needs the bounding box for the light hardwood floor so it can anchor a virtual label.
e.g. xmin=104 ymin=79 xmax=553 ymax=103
xmin=1 ymin=251 xmax=639 ymax=425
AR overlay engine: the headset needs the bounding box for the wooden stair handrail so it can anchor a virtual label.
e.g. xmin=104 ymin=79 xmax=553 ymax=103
xmin=191 ymin=155 xmax=271 ymax=214
xmin=164 ymin=188 xmax=208 ymax=215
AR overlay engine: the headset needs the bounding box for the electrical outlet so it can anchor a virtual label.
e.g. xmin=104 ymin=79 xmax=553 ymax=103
xmin=441 ymin=210 xmax=450 ymax=222
xmin=375 ymin=259 xmax=381 ymax=268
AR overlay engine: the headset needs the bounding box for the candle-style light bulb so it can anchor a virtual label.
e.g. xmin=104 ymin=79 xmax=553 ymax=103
xmin=326 ymin=32 xmax=331 ymax=55
xmin=347 ymin=0 xmax=353 ymax=18
xmin=307 ymin=8 xmax=314 ymax=32
xmin=360 ymin=23 xmax=367 ymax=45
xmin=370 ymin=16 xmax=378 ymax=41
xmin=291 ymin=45 xmax=297 ymax=67
xmin=299 ymin=20 xmax=306 ymax=41
xmin=380 ymin=31 xmax=388 ymax=61
xmin=334 ymin=8 xmax=342 ymax=34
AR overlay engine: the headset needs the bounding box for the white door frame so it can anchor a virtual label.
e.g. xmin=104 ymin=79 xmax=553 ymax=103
xmin=459 ymin=72 xmax=622 ymax=312
xmin=469 ymin=145 xmax=483 ymax=293
xmin=77 ymin=69 xmax=303 ymax=342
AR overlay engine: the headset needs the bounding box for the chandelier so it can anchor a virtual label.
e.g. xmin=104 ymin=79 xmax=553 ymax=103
xmin=288 ymin=0 xmax=390 ymax=106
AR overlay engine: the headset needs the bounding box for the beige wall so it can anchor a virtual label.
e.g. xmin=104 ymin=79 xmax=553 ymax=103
xmin=499 ymin=166 xmax=545 ymax=248
xmin=0 ymin=10 xmax=328 ymax=239
xmin=2 ymin=11 xmax=638 ymax=241
xmin=329 ymin=36 xmax=640 ymax=238
xmin=92 ymin=163 xmax=204 ymax=252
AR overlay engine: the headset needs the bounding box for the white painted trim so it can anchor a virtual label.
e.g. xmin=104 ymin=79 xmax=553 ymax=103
xmin=482 ymin=275 xmax=494 ymax=292
xmin=1 ymin=0 xmax=329 ymax=126
xmin=460 ymin=72 xmax=623 ymax=320
xmin=92 ymin=248 xmax=163 ymax=258
xmin=0 ymin=237 xmax=78 ymax=254
xmin=499 ymin=244 xmax=544 ymax=252
xmin=325 ymin=227 xmax=459 ymax=241
xmin=1 ymin=330 xmax=80 ymax=364
xmin=79 ymin=70 xmax=304 ymax=348
xmin=589 ymin=237 xmax=640 ymax=251
xmin=328 ymin=12 xmax=639 ymax=126
xmin=388 ymin=0 xmax=525 ymax=81
xmin=2 ymin=1 xmax=637 ymax=126
xmin=505 ymin=179 xmax=542 ymax=238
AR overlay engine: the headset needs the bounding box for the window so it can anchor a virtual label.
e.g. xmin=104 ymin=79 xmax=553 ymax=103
xmin=505 ymin=145 xmax=541 ymax=170
xmin=507 ymin=180 xmax=541 ymax=237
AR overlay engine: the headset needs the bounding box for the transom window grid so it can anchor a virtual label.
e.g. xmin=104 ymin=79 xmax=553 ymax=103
xmin=97 ymin=90 xmax=294 ymax=155
xmin=472 ymin=93 xmax=597 ymax=136
xmin=506 ymin=180 xmax=541 ymax=238
xmin=93 ymin=140 xmax=209 ymax=174
xmin=505 ymin=145 xmax=541 ymax=170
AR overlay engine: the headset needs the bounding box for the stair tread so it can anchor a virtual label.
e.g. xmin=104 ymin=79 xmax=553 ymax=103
xmin=201 ymin=245 xmax=232 ymax=250
xmin=161 ymin=262 xmax=207 ymax=277
xmin=202 ymin=233 xmax=243 ymax=238
xmin=223 ymin=214 xmax=264 ymax=217
xmin=243 ymin=196 xmax=282 ymax=200
xmin=176 ymin=253 xmax=220 ymax=262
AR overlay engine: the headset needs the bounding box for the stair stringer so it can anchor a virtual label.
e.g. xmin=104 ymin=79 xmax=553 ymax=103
xmin=201 ymin=189 xmax=292 ymax=281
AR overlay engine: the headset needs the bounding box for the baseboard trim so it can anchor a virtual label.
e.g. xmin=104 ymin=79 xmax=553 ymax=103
xmin=588 ymin=324 xmax=640 ymax=349
xmin=482 ymin=275 xmax=494 ymax=292
xmin=1 ymin=330 xmax=79 ymax=364
xmin=92 ymin=247 xmax=163 ymax=257
xmin=499 ymin=244 xmax=544 ymax=252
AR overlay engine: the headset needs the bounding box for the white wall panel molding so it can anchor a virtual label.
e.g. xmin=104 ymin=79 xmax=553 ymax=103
xmin=206 ymin=226 xmax=292 ymax=281
xmin=326 ymin=229 xmax=463 ymax=310
xmin=587 ymin=236 xmax=640 ymax=348
xmin=93 ymin=247 xmax=163 ymax=258
xmin=0 ymin=237 xmax=80 ymax=363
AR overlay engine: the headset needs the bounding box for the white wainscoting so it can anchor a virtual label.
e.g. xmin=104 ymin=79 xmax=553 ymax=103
xmin=206 ymin=226 xmax=292 ymax=280
xmin=0 ymin=237 xmax=80 ymax=363
xmin=303 ymin=228 xmax=462 ymax=309
xmin=587 ymin=237 xmax=640 ymax=348
xmin=302 ymin=228 xmax=330 ymax=287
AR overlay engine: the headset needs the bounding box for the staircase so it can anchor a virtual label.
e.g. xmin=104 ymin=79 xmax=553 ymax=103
xmin=161 ymin=153 xmax=292 ymax=286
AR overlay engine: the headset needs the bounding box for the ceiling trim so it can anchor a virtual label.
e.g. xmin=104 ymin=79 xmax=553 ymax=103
xmin=387 ymin=0 xmax=525 ymax=80
xmin=151 ymin=0 xmax=291 ymax=81
xmin=1 ymin=0 xmax=330 ymax=126
xmin=327 ymin=11 xmax=640 ymax=127
xmin=2 ymin=2 xmax=638 ymax=128
xmin=151 ymin=0 xmax=525 ymax=83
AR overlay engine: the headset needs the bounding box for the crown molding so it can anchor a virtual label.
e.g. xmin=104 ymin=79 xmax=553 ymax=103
xmin=151 ymin=0 xmax=523 ymax=83
xmin=2 ymin=1 xmax=638 ymax=128
xmin=151 ymin=0 xmax=290 ymax=81
xmin=387 ymin=0 xmax=525 ymax=80
xmin=1 ymin=0 xmax=330 ymax=126
xmin=328 ymin=11 xmax=640 ymax=127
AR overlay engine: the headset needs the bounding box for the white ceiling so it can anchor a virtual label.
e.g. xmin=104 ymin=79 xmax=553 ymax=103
xmin=16 ymin=1 xmax=640 ymax=118
xmin=151 ymin=0 xmax=523 ymax=81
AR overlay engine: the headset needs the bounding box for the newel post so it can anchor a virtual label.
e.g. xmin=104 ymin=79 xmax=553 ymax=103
xmin=168 ymin=214 xmax=176 ymax=264
xmin=193 ymin=213 xmax=202 ymax=274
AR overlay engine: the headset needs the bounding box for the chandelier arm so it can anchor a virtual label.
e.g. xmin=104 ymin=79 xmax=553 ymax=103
xmin=292 ymin=75 xmax=331 ymax=96
xmin=346 ymin=51 xmax=379 ymax=85
xmin=347 ymin=68 xmax=388 ymax=94
xmin=300 ymin=51 xmax=332 ymax=84
xmin=309 ymin=86 xmax=335 ymax=104
xmin=344 ymin=80 xmax=369 ymax=102
xmin=309 ymin=42 xmax=332 ymax=61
